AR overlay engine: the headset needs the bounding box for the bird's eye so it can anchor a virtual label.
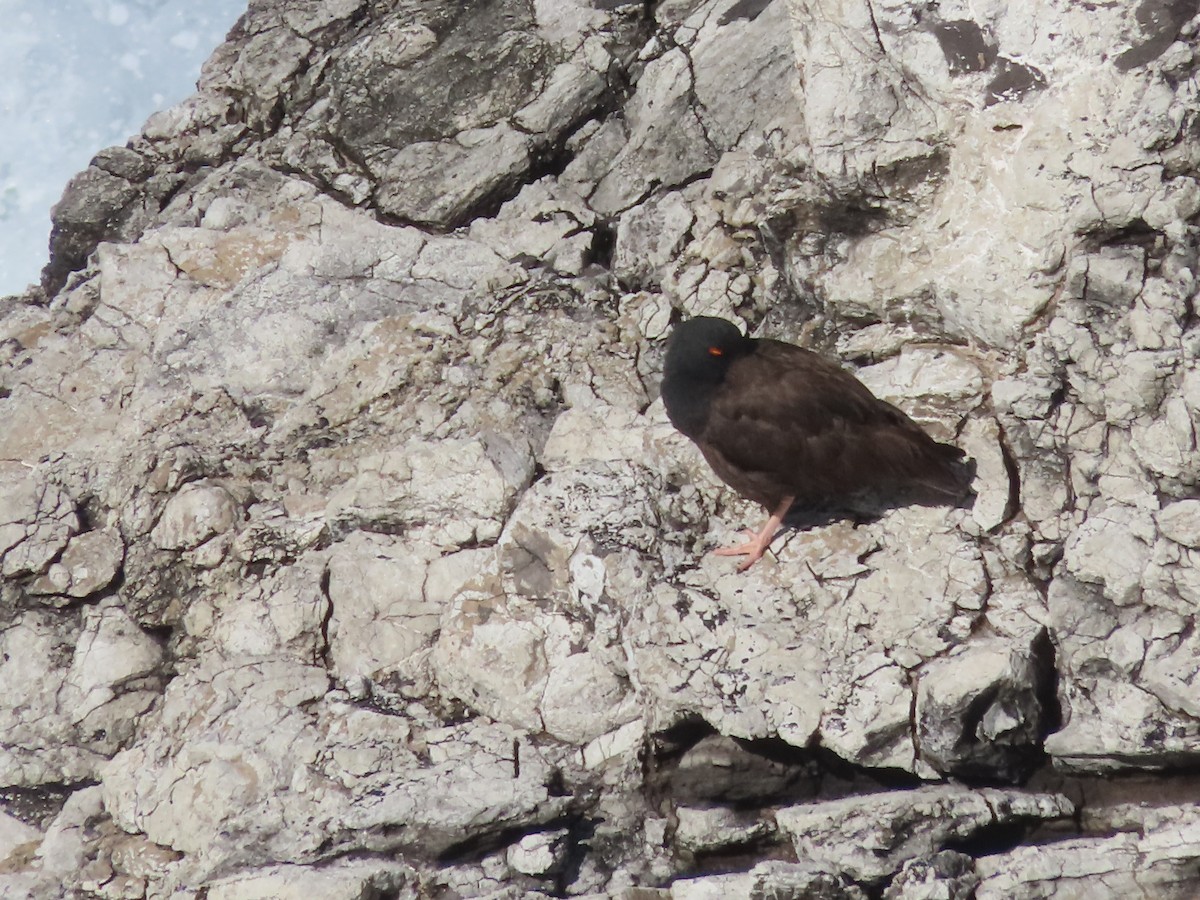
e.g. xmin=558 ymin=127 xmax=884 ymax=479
xmin=708 ymin=346 xmax=724 ymax=357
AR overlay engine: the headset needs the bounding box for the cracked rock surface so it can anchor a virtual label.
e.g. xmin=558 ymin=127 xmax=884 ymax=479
xmin=5 ymin=0 xmax=1200 ymax=896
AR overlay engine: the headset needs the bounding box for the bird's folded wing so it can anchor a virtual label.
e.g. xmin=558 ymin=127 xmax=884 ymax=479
xmin=701 ymin=342 xmax=947 ymax=496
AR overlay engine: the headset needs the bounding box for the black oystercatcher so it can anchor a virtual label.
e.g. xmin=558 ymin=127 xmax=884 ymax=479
xmin=661 ymin=316 xmax=970 ymax=571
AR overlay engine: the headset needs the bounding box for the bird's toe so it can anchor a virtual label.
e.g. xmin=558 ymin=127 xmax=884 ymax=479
xmin=712 ymin=531 xmax=770 ymax=569
xmin=711 ymin=530 xmax=759 ymax=557
xmin=735 ymin=549 xmax=765 ymax=572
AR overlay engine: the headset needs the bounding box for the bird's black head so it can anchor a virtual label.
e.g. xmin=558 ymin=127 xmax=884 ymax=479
xmin=661 ymin=316 xmax=754 ymax=438
xmin=664 ymin=316 xmax=753 ymax=382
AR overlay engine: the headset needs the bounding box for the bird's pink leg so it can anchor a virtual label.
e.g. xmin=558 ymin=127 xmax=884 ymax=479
xmin=712 ymin=495 xmax=794 ymax=571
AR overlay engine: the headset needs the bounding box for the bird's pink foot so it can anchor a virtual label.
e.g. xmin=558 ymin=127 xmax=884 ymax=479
xmin=709 ymin=496 xmax=793 ymax=572
xmin=711 ymin=529 xmax=759 ymax=555
xmin=711 ymin=530 xmax=773 ymax=571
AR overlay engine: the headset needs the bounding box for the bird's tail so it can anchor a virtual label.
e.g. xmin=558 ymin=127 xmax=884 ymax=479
xmin=916 ymin=444 xmax=976 ymax=506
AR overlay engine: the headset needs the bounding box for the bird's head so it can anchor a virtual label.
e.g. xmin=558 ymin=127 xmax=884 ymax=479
xmin=664 ymin=316 xmax=752 ymax=385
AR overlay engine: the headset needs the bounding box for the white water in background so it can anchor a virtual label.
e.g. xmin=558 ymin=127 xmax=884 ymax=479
xmin=0 ymin=0 xmax=247 ymax=296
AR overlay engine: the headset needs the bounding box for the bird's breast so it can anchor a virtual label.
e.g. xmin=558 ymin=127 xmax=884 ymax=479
xmin=661 ymin=374 xmax=719 ymax=441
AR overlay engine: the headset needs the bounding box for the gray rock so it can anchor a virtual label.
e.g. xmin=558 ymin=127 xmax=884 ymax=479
xmin=975 ymin=809 xmax=1200 ymax=898
xmin=507 ymin=828 xmax=569 ymax=878
xmin=0 ymin=610 xmax=150 ymax=787
xmin=916 ymin=634 xmax=1052 ymax=781
xmin=206 ymin=861 xmax=415 ymax=900
xmin=671 ymin=860 xmax=866 ymax=899
xmin=1157 ymin=499 xmax=1200 ymax=548
xmin=665 ymin=733 xmax=817 ymax=807
xmin=42 ymin=159 xmax=162 ymax=295
xmin=674 ymin=805 xmax=774 ymax=855
xmin=150 ymin=481 xmax=240 ymax=553
xmin=0 ymin=475 xmax=78 ymax=579
xmin=325 ymin=533 xmax=447 ymax=685
xmin=28 ymin=528 xmax=124 ymax=599
xmin=883 ymin=851 xmax=979 ymax=900
xmin=775 ymin=787 xmax=1074 ymax=881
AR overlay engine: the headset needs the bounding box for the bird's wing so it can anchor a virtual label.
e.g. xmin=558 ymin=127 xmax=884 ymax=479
xmin=700 ymin=341 xmax=959 ymax=503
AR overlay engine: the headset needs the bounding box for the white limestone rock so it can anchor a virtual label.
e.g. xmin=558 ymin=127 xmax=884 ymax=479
xmin=203 ymin=558 xmax=329 ymax=660
xmin=507 ymin=829 xmax=569 ymax=878
xmin=775 ymin=787 xmax=1074 ymax=882
xmin=0 ymin=810 xmax=41 ymax=899
xmin=28 ymin=528 xmax=124 ymax=599
xmin=324 ymin=435 xmax=534 ymax=548
xmin=916 ymin=635 xmax=1051 ymax=780
xmin=1157 ymin=500 xmax=1200 ymax=549
xmin=63 ymin=604 xmax=163 ymax=727
xmin=206 ymin=860 xmax=414 ymax=900
xmin=613 ymin=191 xmax=697 ymax=288
xmin=670 ymin=860 xmax=866 ymax=899
xmin=324 ymin=534 xmax=447 ymax=684
xmin=975 ymin=810 xmax=1200 ymax=898
xmin=541 ymin=403 xmax=648 ymax=472
xmin=150 ymin=481 xmax=240 ymax=553
xmin=0 ymin=475 xmax=79 ymax=579
xmin=467 ymin=179 xmax=596 ymax=277
xmin=434 ymin=545 xmax=641 ymax=745
xmin=100 ymin=657 xmax=336 ymax=879
xmin=883 ymin=852 xmax=979 ymax=900
xmin=0 ymin=612 xmax=111 ymax=786
xmin=674 ymin=806 xmax=774 ymax=855
xmin=1062 ymin=503 xmax=1156 ymax=606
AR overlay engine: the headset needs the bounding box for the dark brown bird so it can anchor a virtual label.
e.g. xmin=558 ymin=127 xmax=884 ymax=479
xmin=661 ymin=316 xmax=970 ymax=570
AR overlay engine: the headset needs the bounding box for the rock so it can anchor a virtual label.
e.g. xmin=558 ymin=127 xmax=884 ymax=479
xmin=150 ymin=481 xmax=240 ymax=552
xmin=613 ymin=191 xmax=697 ymax=288
xmin=883 ymin=851 xmax=979 ymax=900
xmin=332 ymin=714 xmax=576 ymax=860
xmin=1045 ymin=570 xmax=1200 ymax=773
xmin=64 ymin=604 xmax=163 ymax=726
xmin=8 ymin=0 xmax=1200 ymax=892
xmin=975 ymin=810 xmax=1200 ymax=898
xmin=467 ymin=180 xmax=595 ymax=277
xmin=202 ymin=557 xmax=329 ymax=661
xmin=206 ymin=861 xmax=415 ymax=900
xmin=1157 ymin=500 xmax=1200 ymax=548
xmin=674 ymin=806 xmax=774 ymax=855
xmin=541 ymin=403 xmax=647 ymax=471
xmin=42 ymin=161 xmax=160 ymax=295
xmin=670 ymin=860 xmax=866 ymax=899
xmin=434 ymin=532 xmax=641 ymax=744
xmin=1062 ymin=503 xmax=1156 ymax=606
xmin=324 ymin=435 xmax=534 ymax=548
xmin=99 ymin=654 xmax=577 ymax=885
xmin=0 ymin=612 xmax=117 ymax=787
xmin=325 ymin=534 xmax=449 ymax=685
xmin=916 ymin=634 xmax=1052 ymax=781
xmin=958 ymin=415 xmax=1013 ymax=533
xmin=775 ymin=787 xmax=1074 ymax=881
xmin=28 ymin=528 xmax=124 ymax=599
xmin=0 ymin=475 xmax=78 ymax=578
xmin=507 ymin=828 xmax=568 ymax=878
xmin=664 ymin=733 xmax=817 ymax=807
xmin=0 ymin=810 xmax=41 ymax=898
xmin=100 ymin=657 xmax=336 ymax=879
xmin=34 ymin=786 xmax=106 ymax=886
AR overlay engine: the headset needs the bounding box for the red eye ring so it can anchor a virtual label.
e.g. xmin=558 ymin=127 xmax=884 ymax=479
xmin=708 ymin=346 xmax=724 ymax=357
